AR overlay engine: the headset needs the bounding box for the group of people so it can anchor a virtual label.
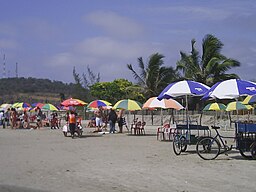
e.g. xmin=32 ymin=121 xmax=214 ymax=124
xmin=0 ymin=108 xmax=31 ymax=129
xmin=65 ymin=111 xmax=83 ymax=138
xmin=0 ymin=107 xmax=58 ymax=130
xmin=93 ymin=107 xmax=128 ymax=134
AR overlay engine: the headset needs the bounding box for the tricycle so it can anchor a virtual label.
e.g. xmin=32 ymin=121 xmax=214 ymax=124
xmin=172 ymin=123 xmax=211 ymax=155
xmin=195 ymin=122 xmax=256 ymax=160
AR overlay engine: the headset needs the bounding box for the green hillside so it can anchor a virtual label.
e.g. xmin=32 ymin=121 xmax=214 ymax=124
xmin=0 ymin=77 xmax=81 ymax=105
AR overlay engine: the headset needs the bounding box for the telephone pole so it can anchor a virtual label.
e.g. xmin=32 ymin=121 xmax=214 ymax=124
xmin=3 ymin=54 xmax=6 ymax=78
xmin=16 ymin=62 xmax=18 ymax=78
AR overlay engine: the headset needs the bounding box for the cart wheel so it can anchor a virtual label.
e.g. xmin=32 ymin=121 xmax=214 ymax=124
xmin=63 ymin=132 xmax=67 ymax=137
xmin=181 ymin=137 xmax=187 ymax=152
xmin=196 ymin=137 xmax=220 ymax=160
xmin=173 ymin=135 xmax=186 ymax=155
xmin=250 ymin=142 xmax=256 ymax=160
xmin=239 ymin=149 xmax=252 ymax=159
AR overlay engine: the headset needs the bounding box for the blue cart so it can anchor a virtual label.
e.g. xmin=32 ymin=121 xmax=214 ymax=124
xmin=236 ymin=122 xmax=256 ymax=159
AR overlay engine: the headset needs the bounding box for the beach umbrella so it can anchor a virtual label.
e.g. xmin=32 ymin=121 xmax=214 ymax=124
xmin=61 ymin=98 xmax=87 ymax=107
xmin=12 ymin=102 xmax=31 ymax=109
xmin=41 ymin=103 xmax=59 ymax=111
xmin=113 ymin=99 xmax=142 ymax=125
xmin=143 ymin=97 xmax=184 ymax=110
xmin=87 ymin=100 xmax=111 ymax=109
xmin=143 ymin=97 xmax=184 ymax=125
xmin=31 ymin=102 xmax=44 ymax=108
xmin=247 ymin=95 xmax=256 ymax=105
xmin=203 ymin=102 xmax=226 ymax=126
xmin=203 ymin=103 xmax=226 ymax=111
xmin=113 ymin=99 xmax=142 ymax=111
xmin=0 ymin=103 xmax=12 ymax=110
xmin=158 ymin=80 xmax=210 ymax=124
xmin=226 ymin=101 xmax=253 ymax=111
xmin=158 ymin=80 xmax=210 ymax=99
xmin=226 ymin=101 xmax=253 ymax=122
xmin=202 ymin=79 xmax=256 ymax=100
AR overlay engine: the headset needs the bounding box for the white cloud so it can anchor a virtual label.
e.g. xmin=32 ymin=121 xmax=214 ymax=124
xmin=75 ymin=36 xmax=154 ymax=60
xmin=85 ymin=11 xmax=144 ymax=38
xmin=47 ymin=52 xmax=74 ymax=67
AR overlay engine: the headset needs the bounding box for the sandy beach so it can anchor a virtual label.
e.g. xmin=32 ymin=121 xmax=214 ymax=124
xmin=0 ymin=121 xmax=255 ymax=192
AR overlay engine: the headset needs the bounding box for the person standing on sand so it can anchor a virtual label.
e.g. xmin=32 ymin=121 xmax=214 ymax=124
xmin=68 ymin=111 xmax=76 ymax=139
xmin=117 ymin=109 xmax=125 ymax=133
xmin=108 ymin=108 xmax=117 ymax=134
xmin=94 ymin=106 xmax=103 ymax=132
xmin=10 ymin=108 xmax=17 ymax=129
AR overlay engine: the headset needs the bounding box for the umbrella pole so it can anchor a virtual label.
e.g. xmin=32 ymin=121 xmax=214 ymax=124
xmin=185 ymin=95 xmax=188 ymax=124
xmin=161 ymin=108 xmax=163 ymax=125
xmin=236 ymin=99 xmax=239 ymax=122
xmin=214 ymin=110 xmax=216 ymax=126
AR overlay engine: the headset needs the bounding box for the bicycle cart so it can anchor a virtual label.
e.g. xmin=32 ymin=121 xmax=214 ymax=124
xmin=173 ymin=123 xmax=211 ymax=155
xmin=196 ymin=123 xmax=256 ymax=160
xmin=235 ymin=122 xmax=256 ymax=159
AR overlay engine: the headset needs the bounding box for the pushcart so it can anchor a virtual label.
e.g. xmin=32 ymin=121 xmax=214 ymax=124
xmin=172 ymin=123 xmax=211 ymax=155
xmin=235 ymin=122 xmax=256 ymax=159
xmin=195 ymin=123 xmax=256 ymax=160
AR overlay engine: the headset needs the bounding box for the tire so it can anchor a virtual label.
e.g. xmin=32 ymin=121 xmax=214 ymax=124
xmin=250 ymin=142 xmax=256 ymax=160
xmin=239 ymin=149 xmax=252 ymax=159
xmin=173 ymin=135 xmax=186 ymax=155
xmin=180 ymin=136 xmax=187 ymax=152
xmin=196 ymin=137 xmax=220 ymax=160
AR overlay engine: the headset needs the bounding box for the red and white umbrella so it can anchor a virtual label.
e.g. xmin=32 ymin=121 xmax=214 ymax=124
xmin=143 ymin=97 xmax=184 ymax=110
xmin=61 ymin=98 xmax=87 ymax=107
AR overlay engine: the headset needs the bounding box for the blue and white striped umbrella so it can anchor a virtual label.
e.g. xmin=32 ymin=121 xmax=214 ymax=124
xmin=158 ymin=80 xmax=210 ymax=100
xmin=158 ymin=80 xmax=210 ymax=125
xmin=202 ymin=79 xmax=256 ymax=100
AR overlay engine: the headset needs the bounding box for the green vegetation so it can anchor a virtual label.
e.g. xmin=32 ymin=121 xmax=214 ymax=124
xmin=176 ymin=34 xmax=240 ymax=86
xmin=127 ymin=53 xmax=180 ymax=99
xmin=0 ymin=77 xmax=77 ymax=104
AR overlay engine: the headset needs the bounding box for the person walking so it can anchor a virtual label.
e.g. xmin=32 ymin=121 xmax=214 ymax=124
xmin=69 ymin=111 xmax=76 ymax=139
xmin=108 ymin=108 xmax=117 ymax=134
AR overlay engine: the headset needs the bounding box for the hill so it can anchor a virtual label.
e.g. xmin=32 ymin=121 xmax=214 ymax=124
xmin=0 ymin=77 xmax=80 ymax=105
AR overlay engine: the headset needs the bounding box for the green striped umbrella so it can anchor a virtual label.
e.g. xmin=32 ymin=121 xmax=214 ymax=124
xmin=113 ymin=99 xmax=142 ymax=111
xmin=203 ymin=102 xmax=226 ymax=111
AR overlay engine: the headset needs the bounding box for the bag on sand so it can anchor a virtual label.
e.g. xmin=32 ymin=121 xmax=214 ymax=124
xmin=62 ymin=124 xmax=68 ymax=132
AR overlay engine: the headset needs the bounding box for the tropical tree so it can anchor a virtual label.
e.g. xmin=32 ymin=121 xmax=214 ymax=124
xmin=176 ymin=34 xmax=240 ymax=86
xmin=127 ymin=53 xmax=179 ymax=99
xmin=90 ymin=79 xmax=143 ymax=103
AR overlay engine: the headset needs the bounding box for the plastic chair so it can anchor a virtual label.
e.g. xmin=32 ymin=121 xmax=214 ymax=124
xmin=134 ymin=121 xmax=141 ymax=135
xmin=139 ymin=121 xmax=146 ymax=135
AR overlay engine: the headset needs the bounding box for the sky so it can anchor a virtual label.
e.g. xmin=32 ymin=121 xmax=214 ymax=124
xmin=0 ymin=0 xmax=256 ymax=84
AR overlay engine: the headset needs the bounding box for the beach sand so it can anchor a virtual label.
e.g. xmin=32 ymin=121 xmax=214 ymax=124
xmin=0 ymin=122 xmax=255 ymax=192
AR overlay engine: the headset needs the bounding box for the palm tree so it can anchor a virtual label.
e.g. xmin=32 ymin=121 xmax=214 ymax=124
xmin=127 ymin=53 xmax=179 ymax=98
xmin=176 ymin=34 xmax=240 ymax=86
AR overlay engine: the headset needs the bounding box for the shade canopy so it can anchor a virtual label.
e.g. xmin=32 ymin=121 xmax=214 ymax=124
xmin=226 ymin=101 xmax=253 ymax=111
xmin=158 ymin=80 xmax=210 ymax=100
xmin=202 ymin=79 xmax=256 ymax=100
xmin=203 ymin=102 xmax=226 ymax=111
xmin=113 ymin=99 xmax=142 ymax=111
xmin=143 ymin=97 xmax=184 ymax=110
xmin=61 ymin=98 xmax=87 ymax=107
xmin=87 ymin=100 xmax=111 ymax=109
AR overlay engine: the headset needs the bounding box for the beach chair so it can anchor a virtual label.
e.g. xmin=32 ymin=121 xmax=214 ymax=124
xmin=138 ymin=121 xmax=146 ymax=135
